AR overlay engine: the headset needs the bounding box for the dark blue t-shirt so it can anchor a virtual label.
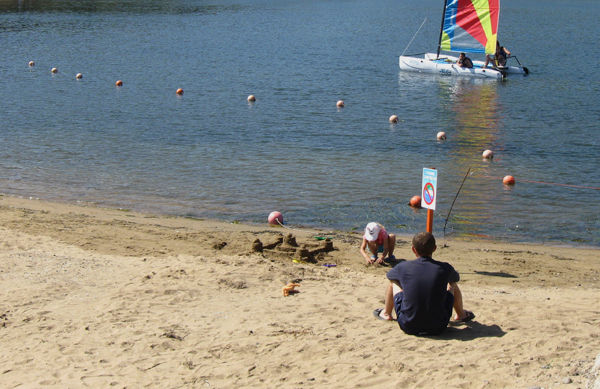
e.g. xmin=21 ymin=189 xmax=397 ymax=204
xmin=386 ymin=257 xmax=460 ymax=335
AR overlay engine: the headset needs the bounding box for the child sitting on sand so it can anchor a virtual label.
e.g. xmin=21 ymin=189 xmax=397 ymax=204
xmin=373 ymin=232 xmax=475 ymax=334
xmin=360 ymin=222 xmax=396 ymax=265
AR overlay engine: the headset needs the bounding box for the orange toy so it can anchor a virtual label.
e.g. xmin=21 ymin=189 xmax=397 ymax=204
xmin=282 ymin=283 xmax=301 ymax=297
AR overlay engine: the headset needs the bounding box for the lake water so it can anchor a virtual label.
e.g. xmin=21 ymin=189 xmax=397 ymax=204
xmin=1 ymin=0 xmax=599 ymax=246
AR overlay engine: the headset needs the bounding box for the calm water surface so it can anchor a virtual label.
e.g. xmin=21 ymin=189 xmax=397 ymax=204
xmin=1 ymin=0 xmax=599 ymax=245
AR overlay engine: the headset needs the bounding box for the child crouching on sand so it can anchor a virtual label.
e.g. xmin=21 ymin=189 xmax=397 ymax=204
xmin=360 ymin=222 xmax=396 ymax=265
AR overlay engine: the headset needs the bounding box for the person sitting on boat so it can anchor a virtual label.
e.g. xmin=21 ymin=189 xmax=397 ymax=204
xmin=457 ymin=53 xmax=473 ymax=69
xmin=483 ymin=41 xmax=511 ymax=69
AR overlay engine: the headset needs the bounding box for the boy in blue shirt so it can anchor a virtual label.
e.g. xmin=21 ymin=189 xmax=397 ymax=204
xmin=374 ymin=232 xmax=474 ymax=335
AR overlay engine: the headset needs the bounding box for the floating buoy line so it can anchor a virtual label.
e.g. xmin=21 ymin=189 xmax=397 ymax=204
xmin=21 ymin=58 xmax=599 ymax=239
xmin=481 ymin=175 xmax=600 ymax=191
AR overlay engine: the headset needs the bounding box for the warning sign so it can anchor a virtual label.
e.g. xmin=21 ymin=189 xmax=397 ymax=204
xmin=421 ymin=168 xmax=437 ymax=210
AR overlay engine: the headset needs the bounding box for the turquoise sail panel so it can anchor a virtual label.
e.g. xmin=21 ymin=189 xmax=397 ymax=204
xmin=441 ymin=0 xmax=499 ymax=54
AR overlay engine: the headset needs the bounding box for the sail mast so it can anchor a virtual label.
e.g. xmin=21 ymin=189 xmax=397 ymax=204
xmin=436 ymin=0 xmax=449 ymax=59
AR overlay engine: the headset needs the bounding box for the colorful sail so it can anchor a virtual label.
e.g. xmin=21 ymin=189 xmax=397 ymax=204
xmin=440 ymin=0 xmax=499 ymax=54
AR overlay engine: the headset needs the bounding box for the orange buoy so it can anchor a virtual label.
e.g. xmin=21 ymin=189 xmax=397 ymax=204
xmin=176 ymin=88 xmax=184 ymax=95
xmin=389 ymin=115 xmax=398 ymax=123
xmin=76 ymin=73 xmax=82 ymax=79
xmin=115 ymin=80 xmax=123 ymax=87
xmin=336 ymin=100 xmax=344 ymax=108
xmin=28 ymin=61 xmax=35 ymax=67
xmin=409 ymin=195 xmax=422 ymax=208
xmin=51 ymin=67 xmax=58 ymax=73
xmin=482 ymin=149 xmax=494 ymax=159
xmin=247 ymin=94 xmax=256 ymax=102
xmin=437 ymin=131 xmax=447 ymax=140
xmin=503 ymin=175 xmax=515 ymax=185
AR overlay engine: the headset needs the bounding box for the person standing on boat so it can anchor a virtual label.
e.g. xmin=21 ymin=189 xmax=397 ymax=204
xmin=457 ymin=53 xmax=473 ymax=68
xmin=483 ymin=41 xmax=511 ymax=68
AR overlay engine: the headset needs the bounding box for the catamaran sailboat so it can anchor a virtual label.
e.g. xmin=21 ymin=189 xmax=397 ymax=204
xmin=399 ymin=0 xmax=528 ymax=79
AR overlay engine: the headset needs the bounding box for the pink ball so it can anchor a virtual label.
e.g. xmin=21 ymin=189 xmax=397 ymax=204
xmin=268 ymin=211 xmax=283 ymax=225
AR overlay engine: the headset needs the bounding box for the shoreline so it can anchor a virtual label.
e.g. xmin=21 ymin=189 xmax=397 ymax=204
xmin=1 ymin=194 xmax=599 ymax=387
xmin=1 ymin=194 xmax=599 ymax=288
xmin=2 ymin=192 xmax=599 ymax=250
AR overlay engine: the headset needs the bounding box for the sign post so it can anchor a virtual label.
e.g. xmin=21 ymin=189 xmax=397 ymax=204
xmin=421 ymin=168 xmax=438 ymax=233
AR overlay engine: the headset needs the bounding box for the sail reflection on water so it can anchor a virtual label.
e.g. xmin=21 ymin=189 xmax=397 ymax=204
xmin=437 ymin=78 xmax=507 ymax=239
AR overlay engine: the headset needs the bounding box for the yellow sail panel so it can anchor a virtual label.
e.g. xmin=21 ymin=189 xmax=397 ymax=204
xmin=441 ymin=31 xmax=452 ymax=51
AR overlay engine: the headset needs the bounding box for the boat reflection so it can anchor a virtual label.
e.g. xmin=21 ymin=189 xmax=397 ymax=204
xmin=436 ymin=78 xmax=506 ymax=239
xmin=441 ymin=78 xmax=501 ymax=160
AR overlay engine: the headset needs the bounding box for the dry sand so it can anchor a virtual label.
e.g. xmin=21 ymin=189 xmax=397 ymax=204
xmin=0 ymin=195 xmax=599 ymax=388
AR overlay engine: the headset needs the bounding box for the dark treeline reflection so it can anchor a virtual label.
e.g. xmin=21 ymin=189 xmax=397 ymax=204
xmin=0 ymin=0 xmax=242 ymax=14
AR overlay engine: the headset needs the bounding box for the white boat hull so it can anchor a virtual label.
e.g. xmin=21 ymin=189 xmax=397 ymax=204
xmin=399 ymin=53 xmax=528 ymax=79
xmin=423 ymin=53 xmax=528 ymax=75
xmin=399 ymin=54 xmax=503 ymax=79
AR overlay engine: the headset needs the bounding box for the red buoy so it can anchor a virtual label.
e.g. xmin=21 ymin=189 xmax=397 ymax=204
xmin=176 ymin=88 xmax=184 ymax=95
xmin=409 ymin=195 xmax=422 ymax=208
xmin=115 ymin=80 xmax=123 ymax=87
xmin=503 ymin=175 xmax=515 ymax=185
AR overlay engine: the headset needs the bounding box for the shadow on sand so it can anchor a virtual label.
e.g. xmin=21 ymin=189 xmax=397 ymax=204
xmin=377 ymin=257 xmax=405 ymax=267
xmin=474 ymin=270 xmax=517 ymax=278
xmin=430 ymin=321 xmax=506 ymax=341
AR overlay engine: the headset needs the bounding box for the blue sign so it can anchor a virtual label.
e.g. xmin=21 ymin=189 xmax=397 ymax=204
xmin=421 ymin=168 xmax=438 ymax=210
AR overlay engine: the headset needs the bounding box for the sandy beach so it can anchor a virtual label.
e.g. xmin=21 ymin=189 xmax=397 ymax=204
xmin=0 ymin=195 xmax=599 ymax=388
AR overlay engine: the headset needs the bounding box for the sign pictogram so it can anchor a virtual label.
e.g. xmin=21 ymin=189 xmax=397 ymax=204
xmin=423 ymin=182 xmax=435 ymax=205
